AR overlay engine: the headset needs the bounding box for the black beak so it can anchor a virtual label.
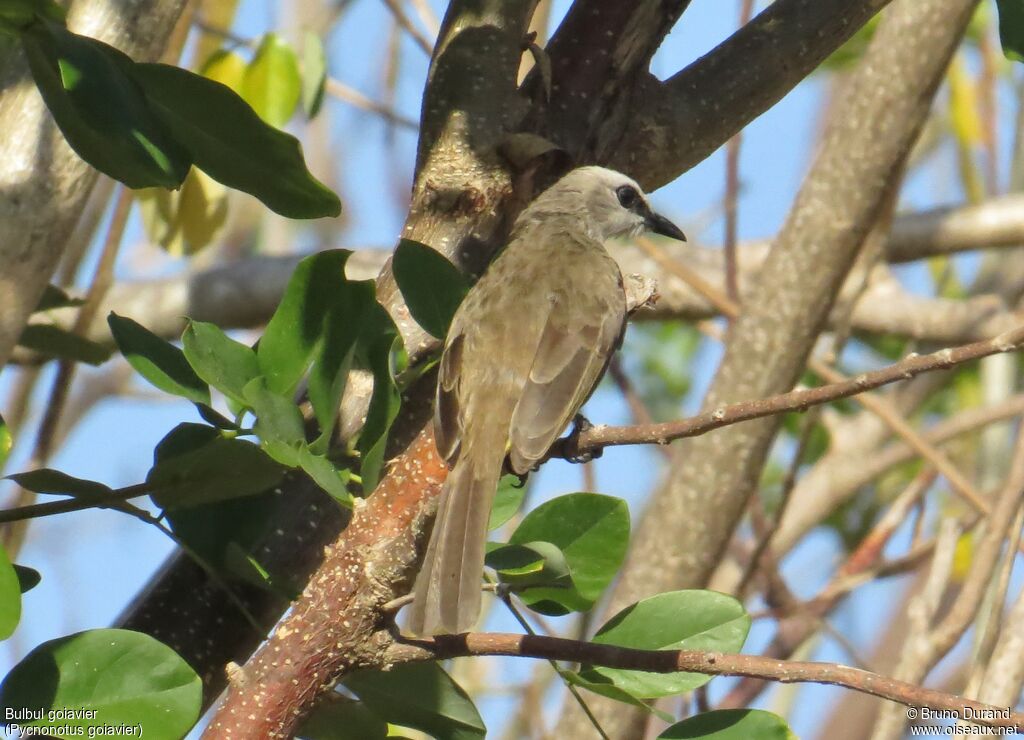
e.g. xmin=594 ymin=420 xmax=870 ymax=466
xmin=645 ymin=209 xmax=686 ymax=242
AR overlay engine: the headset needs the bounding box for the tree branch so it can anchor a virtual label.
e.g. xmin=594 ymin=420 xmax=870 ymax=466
xmin=557 ymin=325 xmax=1024 ymax=483
xmin=384 ymin=632 xmax=1024 ymax=732
xmin=608 ymin=0 xmax=894 ymax=188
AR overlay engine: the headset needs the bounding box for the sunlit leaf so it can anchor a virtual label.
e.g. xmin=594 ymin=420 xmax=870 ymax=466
xmin=108 ymin=313 xmax=210 ymax=405
xmin=658 ymin=709 xmax=795 ymax=740
xmin=505 ymin=492 xmax=629 ymax=614
xmin=128 ymin=61 xmax=340 ymax=219
xmin=580 ymin=590 xmax=750 ymax=699
xmin=0 ymin=543 xmax=21 ymax=640
xmin=242 ymin=33 xmax=301 ymax=127
xmin=21 ymin=21 xmax=190 ymax=188
xmin=345 ymin=662 xmax=485 ymax=740
xmin=301 ymin=31 xmax=327 ymax=119
xmin=0 ymin=629 xmax=201 ymax=740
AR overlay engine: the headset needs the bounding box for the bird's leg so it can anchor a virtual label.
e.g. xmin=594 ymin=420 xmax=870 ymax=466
xmin=562 ymin=413 xmax=602 ymax=464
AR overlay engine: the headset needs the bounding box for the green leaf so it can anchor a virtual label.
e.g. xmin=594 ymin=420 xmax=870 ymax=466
xmin=127 ymin=61 xmax=340 ymax=219
xmin=17 ymin=324 xmax=111 ymax=365
xmin=658 ymin=709 xmax=795 ymax=739
xmin=13 ymin=564 xmax=41 ymax=594
xmin=6 ymin=468 xmax=111 ymax=498
xmin=33 ymin=284 xmax=83 ymax=312
xmin=242 ymin=33 xmax=301 ymax=127
xmin=558 ymin=669 xmax=674 ymax=722
xmin=182 ymin=320 xmax=260 ymax=405
xmin=345 ymin=662 xmax=485 ymax=740
xmin=258 ymin=249 xmax=351 ymax=396
xmin=301 ymin=31 xmax=327 ymax=119
xmin=996 ymin=0 xmax=1024 ymax=62
xmin=308 ymin=279 xmax=374 ymax=452
xmin=0 ymin=628 xmax=201 ymax=739
xmin=580 ymin=590 xmax=750 ymax=699
xmin=0 ymin=0 xmax=63 ymax=32
xmin=485 ymin=541 xmax=571 ymax=590
xmin=299 ymin=697 xmax=388 ymax=740
xmin=158 ymin=425 xmax=280 ymax=566
xmin=0 ymin=413 xmax=10 ymax=471
xmin=355 ymin=304 xmax=401 ymax=492
xmin=243 ymin=377 xmax=306 ymax=461
xmin=296 ymin=444 xmax=353 ymax=506
xmin=488 ymin=475 xmax=526 ymax=530
xmin=21 ymin=21 xmax=190 ymax=189
xmin=392 ymin=240 xmax=469 ymax=339
xmin=0 ymin=543 xmax=21 ymax=640
xmin=149 ymin=436 xmax=284 ymax=510
xmin=108 ymin=313 xmax=210 ymax=405
xmin=506 ymin=492 xmax=629 ymax=614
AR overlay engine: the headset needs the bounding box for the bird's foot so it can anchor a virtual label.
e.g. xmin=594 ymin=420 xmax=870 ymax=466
xmin=563 ymin=413 xmax=602 ymax=464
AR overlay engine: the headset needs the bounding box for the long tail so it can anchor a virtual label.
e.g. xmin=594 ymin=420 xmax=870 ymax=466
xmin=408 ymin=439 xmax=504 ymax=635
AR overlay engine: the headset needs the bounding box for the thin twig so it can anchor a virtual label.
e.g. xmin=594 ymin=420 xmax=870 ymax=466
xmin=633 ymin=237 xmax=1000 ymax=515
xmin=390 ymin=632 xmax=1024 ymax=731
xmin=558 ymin=324 xmax=1024 ymax=516
xmin=380 ymin=0 xmax=434 ymax=55
xmin=722 ymin=0 xmax=754 ymax=304
xmin=324 ymin=78 xmax=418 ymax=130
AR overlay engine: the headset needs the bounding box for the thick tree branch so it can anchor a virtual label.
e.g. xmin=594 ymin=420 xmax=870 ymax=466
xmin=0 ymin=0 xmax=189 ymax=367
xmin=383 ymin=632 xmax=1023 ymax=732
xmin=608 ymin=0 xmax=894 ymax=188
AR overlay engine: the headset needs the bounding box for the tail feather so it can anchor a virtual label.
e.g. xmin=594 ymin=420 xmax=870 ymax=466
xmin=408 ymin=445 xmax=503 ymax=635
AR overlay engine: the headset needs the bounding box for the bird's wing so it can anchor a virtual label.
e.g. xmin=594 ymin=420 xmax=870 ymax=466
xmin=508 ymin=289 xmax=625 ymax=473
xmin=434 ymin=329 xmax=465 ymax=464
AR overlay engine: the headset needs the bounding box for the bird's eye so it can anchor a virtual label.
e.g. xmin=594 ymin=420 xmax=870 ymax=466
xmin=616 ymin=185 xmax=640 ymax=209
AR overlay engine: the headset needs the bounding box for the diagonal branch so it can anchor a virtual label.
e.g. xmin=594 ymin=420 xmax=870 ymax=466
xmin=608 ymin=0 xmax=894 ymax=188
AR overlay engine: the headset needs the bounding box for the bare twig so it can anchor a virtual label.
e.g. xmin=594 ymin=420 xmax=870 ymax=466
xmin=558 ymin=322 xmax=1024 ymax=514
xmin=634 ymin=237 xmax=996 ymax=515
xmin=380 ymin=0 xmax=434 ymax=55
xmin=387 ymin=632 xmax=1024 ymax=731
xmin=324 ymin=78 xmax=418 ymax=130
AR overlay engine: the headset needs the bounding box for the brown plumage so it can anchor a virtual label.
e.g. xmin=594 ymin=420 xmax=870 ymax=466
xmin=407 ymin=166 xmax=685 ymax=635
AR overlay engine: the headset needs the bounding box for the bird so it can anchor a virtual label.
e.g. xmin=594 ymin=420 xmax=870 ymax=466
xmin=407 ymin=165 xmax=686 ymax=636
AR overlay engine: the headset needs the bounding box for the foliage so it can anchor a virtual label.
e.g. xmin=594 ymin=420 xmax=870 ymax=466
xmin=0 ymin=5 xmax=339 ymax=218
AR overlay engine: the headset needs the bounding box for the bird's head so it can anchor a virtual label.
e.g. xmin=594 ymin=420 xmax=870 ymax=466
xmin=535 ymin=166 xmax=686 ymax=244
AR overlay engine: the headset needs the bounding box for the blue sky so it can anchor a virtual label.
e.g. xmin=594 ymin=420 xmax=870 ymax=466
xmin=2 ymin=1 xmax=1017 ymax=738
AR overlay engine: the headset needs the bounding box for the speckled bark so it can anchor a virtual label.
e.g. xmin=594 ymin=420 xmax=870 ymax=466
xmin=202 ymin=429 xmax=448 ymax=738
xmin=0 ymin=0 xmax=188 ymax=368
xmin=559 ymin=0 xmax=980 ymax=736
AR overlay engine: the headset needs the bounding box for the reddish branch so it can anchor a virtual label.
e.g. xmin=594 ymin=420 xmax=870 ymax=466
xmin=387 ymin=632 xmax=1024 ymax=732
xmin=202 ymin=430 xmax=449 ymax=737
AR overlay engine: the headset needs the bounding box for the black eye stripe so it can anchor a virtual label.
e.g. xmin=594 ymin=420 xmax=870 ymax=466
xmin=616 ymin=185 xmax=640 ymax=210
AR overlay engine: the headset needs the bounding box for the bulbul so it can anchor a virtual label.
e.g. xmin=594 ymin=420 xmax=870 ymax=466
xmin=408 ymin=166 xmax=686 ymax=635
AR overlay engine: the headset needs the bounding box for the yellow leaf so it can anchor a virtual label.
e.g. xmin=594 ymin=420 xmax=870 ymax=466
xmin=201 ymin=49 xmax=246 ymax=92
xmin=179 ymin=168 xmax=228 ymax=253
xmin=137 ymin=187 xmax=184 ymax=255
xmin=948 ymin=56 xmax=983 ymax=146
xmin=242 ymin=33 xmax=301 ymax=127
